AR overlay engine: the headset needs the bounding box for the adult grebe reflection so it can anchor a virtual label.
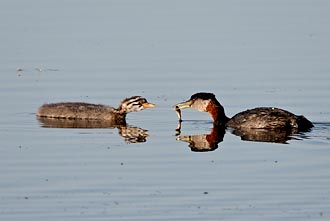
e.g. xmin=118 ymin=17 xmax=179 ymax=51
xmin=37 ymin=117 xmax=149 ymax=143
xmin=175 ymin=122 xmax=225 ymax=152
xmin=230 ymin=128 xmax=295 ymax=143
xmin=177 ymin=121 xmax=303 ymax=145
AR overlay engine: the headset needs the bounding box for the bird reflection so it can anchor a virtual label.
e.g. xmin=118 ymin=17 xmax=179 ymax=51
xmin=175 ymin=122 xmax=225 ymax=152
xmin=37 ymin=117 xmax=149 ymax=143
xmin=118 ymin=125 xmax=149 ymax=143
xmin=230 ymin=127 xmax=299 ymax=144
xmin=175 ymin=122 xmax=310 ymax=148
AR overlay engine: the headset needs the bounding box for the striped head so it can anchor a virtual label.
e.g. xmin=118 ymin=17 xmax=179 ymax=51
xmin=118 ymin=96 xmax=155 ymax=114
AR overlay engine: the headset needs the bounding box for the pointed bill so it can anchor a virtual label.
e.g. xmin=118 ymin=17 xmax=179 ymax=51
xmin=172 ymin=100 xmax=193 ymax=110
xmin=142 ymin=102 xmax=156 ymax=109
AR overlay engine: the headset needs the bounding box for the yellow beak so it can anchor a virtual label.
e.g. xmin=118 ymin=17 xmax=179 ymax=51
xmin=172 ymin=100 xmax=193 ymax=110
xmin=142 ymin=102 xmax=156 ymax=109
xmin=176 ymin=135 xmax=192 ymax=142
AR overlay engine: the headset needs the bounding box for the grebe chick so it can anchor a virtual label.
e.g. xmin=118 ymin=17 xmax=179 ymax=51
xmin=173 ymin=92 xmax=313 ymax=131
xmin=37 ymin=96 xmax=155 ymax=124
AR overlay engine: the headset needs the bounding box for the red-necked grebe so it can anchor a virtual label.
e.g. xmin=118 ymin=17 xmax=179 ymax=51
xmin=173 ymin=92 xmax=313 ymax=131
xmin=37 ymin=96 xmax=155 ymax=124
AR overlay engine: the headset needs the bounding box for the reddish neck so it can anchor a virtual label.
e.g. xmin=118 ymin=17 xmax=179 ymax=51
xmin=206 ymin=102 xmax=229 ymax=126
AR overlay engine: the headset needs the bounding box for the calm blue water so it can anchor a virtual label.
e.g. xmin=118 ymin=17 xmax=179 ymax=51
xmin=1 ymin=1 xmax=330 ymax=220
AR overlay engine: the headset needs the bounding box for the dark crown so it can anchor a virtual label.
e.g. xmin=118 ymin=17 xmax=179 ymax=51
xmin=190 ymin=92 xmax=216 ymax=100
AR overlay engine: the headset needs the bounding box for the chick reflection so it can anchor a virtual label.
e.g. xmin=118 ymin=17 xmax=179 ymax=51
xmin=175 ymin=122 xmax=225 ymax=152
xmin=37 ymin=117 xmax=149 ymax=143
xmin=118 ymin=125 xmax=149 ymax=143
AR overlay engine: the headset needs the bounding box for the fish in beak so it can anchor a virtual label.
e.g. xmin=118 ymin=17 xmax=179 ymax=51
xmin=172 ymin=100 xmax=193 ymax=121
xmin=172 ymin=100 xmax=193 ymax=110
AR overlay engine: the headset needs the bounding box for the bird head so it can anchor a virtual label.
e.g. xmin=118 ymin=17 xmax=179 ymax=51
xmin=118 ymin=96 xmax=155 ymax=114
xmin=173 ymin=92 xmax=220 ymax=113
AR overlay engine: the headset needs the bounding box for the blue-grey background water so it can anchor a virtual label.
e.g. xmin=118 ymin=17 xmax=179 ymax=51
xmin=1 ymin=0 xmax=330 ymax=220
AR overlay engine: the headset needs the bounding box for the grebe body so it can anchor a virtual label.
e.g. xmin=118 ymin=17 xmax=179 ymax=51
xmin=37 ymin=96 xmax=155 ymax=124
xmin=227 ymin=107 xmax=313 ymax=130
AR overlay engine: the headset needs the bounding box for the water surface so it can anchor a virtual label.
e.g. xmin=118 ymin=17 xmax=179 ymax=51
xmin=1 ymin=1 xmax=330 ymax=220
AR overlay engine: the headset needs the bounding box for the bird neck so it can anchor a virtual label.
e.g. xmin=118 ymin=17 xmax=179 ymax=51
xmin=113 ymin=107 xmax=127 ymax=115
xmin=206 ymin=124 xmax=226 ymax=145
xmin=206 ymin=102 xmax=229 ymax=126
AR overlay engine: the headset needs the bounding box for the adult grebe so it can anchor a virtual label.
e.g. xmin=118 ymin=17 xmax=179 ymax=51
xmin=173 ymin=92 xmax=313 ymax=131
xmin=37 ymin=96 xmax=155 ymax=124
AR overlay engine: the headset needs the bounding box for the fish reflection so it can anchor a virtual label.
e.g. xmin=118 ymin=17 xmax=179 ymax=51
xmin=37 ymin=117 xmax=149 ymax=143
xmin=175 ymin=122 xmax=225 ymax=152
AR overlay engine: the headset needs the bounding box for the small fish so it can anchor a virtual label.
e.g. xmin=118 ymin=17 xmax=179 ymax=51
xmin=174 ymin=105 xmax=182 ymax=121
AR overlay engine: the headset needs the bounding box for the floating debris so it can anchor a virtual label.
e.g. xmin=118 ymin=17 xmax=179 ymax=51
xmin=15 ymin=67 xmax=59 ymax=75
